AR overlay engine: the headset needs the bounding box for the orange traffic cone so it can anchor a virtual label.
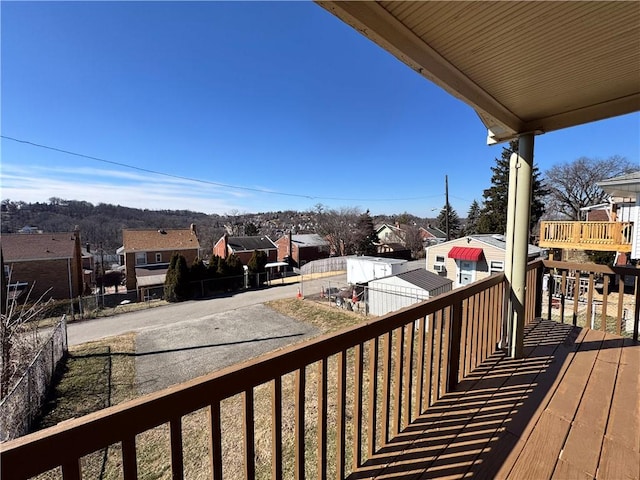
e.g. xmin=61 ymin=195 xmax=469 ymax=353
xmin=352 ymin=289 xmax=358 ymax=303
xmin=297 ymin=287 xmax=302 ymax=299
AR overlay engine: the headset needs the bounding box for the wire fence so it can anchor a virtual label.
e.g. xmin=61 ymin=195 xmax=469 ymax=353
xmin=0 ymin=316 xmax=68 ymax=442
xmin=300 ymin=256 xmax=348 ymax=275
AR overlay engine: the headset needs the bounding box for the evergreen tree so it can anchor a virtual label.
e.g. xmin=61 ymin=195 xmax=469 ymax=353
xmin=244 ymin=222 xmax=259 ymax=236
xmin=247 ymin=250 xmax=268 ymax=274
xmin=465 ymin=200 xmax=481 ymax=235
xmin=437 ymin=202 xmax=461 ymax=240
xmin=207 ymin=255 xmax=221 ymax=279
xmin=354 ymin=210 xmax=378 ymax=255
xmin=225 ymin=253 xmax=245 ymax=290
xmin=190 ymin=258 xmax=207 ymax=282
xmin=164 ymin=253 xmax=190 ymax=302
xmin=477 ymin=140 xmax=547 ymax=234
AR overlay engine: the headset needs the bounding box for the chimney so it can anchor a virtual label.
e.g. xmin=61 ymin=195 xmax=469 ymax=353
xmin=86 ymin=242 xmax=91 ymax=253
xmin=190 ymin=223 xmax=197 ymax=236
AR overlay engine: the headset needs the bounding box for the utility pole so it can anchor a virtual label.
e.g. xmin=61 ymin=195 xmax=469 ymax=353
xmin=445 ymin=175 xmax=450 ymax=241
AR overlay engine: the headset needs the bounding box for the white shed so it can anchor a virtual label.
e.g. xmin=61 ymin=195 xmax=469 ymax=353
xmin=346 ymin=256 xmax=412 ymax=285
xmin=367 ymin=268 xmax=453 ymax=316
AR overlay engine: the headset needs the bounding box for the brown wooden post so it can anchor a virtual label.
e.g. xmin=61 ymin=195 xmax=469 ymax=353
xmin=367 ymin=338 xmax=378 ymax=458
xmin=317 ymin=359 xmax=327 ymax=480
xmin=170 ymin=417 xmax=184 ymax=480
xmin=295 ymin=368 xmax=306 ymax=479
xmin=121 ymin=436 xmax=138 ymax=480
xmin=335 ymin=352 xmax=347 ymax=480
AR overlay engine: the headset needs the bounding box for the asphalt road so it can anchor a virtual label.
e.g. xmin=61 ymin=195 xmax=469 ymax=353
xmin=67 ymin=273 xmax=346 ymax=345
xmin=66 ymin=273 xmax=347 ymax=393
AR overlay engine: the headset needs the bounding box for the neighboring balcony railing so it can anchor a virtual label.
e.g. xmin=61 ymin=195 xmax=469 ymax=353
xmin=1 ymin=260 xmax=637 ymax=479
xmin=539 ymin=221 xmax=633 ymax=252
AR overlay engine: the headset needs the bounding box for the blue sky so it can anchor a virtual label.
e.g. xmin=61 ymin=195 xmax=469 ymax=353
xmin=2 ymin=1 xmax=638 ymax=218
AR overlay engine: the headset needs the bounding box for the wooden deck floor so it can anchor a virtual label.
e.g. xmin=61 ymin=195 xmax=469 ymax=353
xmin=349 ymin=319 xmax=640 ymax=480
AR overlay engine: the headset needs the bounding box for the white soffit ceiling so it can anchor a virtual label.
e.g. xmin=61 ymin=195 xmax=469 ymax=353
xmin=317 ymin=1 xmax=640 ymax=144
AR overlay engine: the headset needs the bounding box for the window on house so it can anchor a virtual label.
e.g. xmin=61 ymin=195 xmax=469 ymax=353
xmin=135 ymin=252 xmax=147 ymax=266
xmin=490 ymin=260 xmax=504 ymax=273
xmin=3 ymin=265 xmax=10 ymax=279
xmin=435 ymin=255 xmax=445 ymax=263
xmin=155 ymin=253 xmax=162 ymax=263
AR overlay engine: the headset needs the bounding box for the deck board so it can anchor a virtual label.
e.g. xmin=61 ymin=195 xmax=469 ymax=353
xmin=347 ymin=320 xmax=639 ymax=480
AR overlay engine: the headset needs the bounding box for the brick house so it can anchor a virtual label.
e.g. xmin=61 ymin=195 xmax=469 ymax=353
xmin=274 ymin=233 xmax=330 ymax=267
xmin=212 ymin=234 xmax=277 ymax=265
xmin=119 ymin=225 xmax=200 ymax=293
xmin=1 ymin=227 xmax=84 ymax=301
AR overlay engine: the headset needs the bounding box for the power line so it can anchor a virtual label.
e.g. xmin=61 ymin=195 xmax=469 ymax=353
xmin=1 ymin=135 xmax=445 ymax=203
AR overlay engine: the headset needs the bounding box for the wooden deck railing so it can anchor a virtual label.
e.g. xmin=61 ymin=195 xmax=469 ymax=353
xmin=539 ymin=259 xmax=639 ymax=341
xmin=539 ymin=221 xmax=633 ymax=252
xmin=1 ymin=274 xmax=509 ymax=480
xmin=2 ymin=260 xmax=635 ymax=479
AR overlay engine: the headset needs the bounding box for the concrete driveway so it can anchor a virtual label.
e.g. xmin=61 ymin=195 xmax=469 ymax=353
xmin=135 ymin=303 xmax=318 ymax=393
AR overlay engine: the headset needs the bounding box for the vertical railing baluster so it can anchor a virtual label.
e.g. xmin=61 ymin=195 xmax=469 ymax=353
xmin=617 ymin=275 xmax=625 ymax=335
xmin=244 ymin=389 xmax=255 ymax=479
xmin=209 ymin=400 xmax=223 ymax=480
xmin=448 ymin=302 xmax=463 ymax=393
xmin=547 ymin=266 xmax=553 ymax=322
xmin=393 ymin=326 xmax=404 ymax=435
xmin=367 ymin=338 xmax=378 ymax=458
xmin=414 ymin=316 xmax=426 ymax=416
xmin=61 ymin=459 xmax=82 ymax=480
xmin=317 ymin=359 xmax=328 ymax=480
xmin=403 ymin=323 xmax=414 ymax=427
xmin=432 ymin=311 xmax=443 ymax=403
xmin=122 ymin=436 xmax=138 ymax=480
xmin=382 ymin=332 xmax=392 ymax=444
xmin=352 ymin=345 xmax=363 ymax=471
xmin=440 ymin=307 xmax=451 ymax=399
xmin=601 ymin=275 xmax=609 ymax=332
xmin=573 ymin=271 xmax=580 ymax=326
xmin=424 ymin=314 xmax=434 ymax=408
xmin=634 ymin=277 xmax=640 ymax=342
xmin=560 ymin=271 xmax=567 ymax=323
xmin=336 ymin=352 xmax=346 ymax=480
xmin=272 ymin=378 xmax=282 ymax=480
xmin=170 ymin=417 xmax=184 ymax=480
xmin=586 ymin=273 xmax=594 ymax=330
xmin=295 ymin=367 xmax=306 ymax=480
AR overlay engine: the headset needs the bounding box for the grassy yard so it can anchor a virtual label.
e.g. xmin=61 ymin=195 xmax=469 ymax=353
xmin=34 ymin=298 xmax=370 ymax=479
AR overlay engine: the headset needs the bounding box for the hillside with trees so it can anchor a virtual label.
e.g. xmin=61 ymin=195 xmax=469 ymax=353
xmin=1 ymin=198 xmax=442 ymax=256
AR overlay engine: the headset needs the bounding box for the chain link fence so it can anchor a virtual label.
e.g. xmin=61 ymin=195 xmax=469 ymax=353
xmin=0 ymin=316 xmax=68 ymax=441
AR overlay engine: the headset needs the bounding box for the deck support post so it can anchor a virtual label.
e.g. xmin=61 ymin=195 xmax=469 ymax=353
xmin=504 ymin=133 xmax=534 ymax=358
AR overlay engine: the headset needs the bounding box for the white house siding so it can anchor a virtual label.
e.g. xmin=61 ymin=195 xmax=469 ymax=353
xmin=426 ymin=237 xmax=505 ymax=285
xmin=368 ymin=276 xmax=430 ymax=316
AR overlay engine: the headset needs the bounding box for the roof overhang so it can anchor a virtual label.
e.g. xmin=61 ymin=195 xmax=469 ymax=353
xmin=317 ymin=1 xmax=640 ymax=144
xmin=597 ymin=171 xmax=640 ymax=197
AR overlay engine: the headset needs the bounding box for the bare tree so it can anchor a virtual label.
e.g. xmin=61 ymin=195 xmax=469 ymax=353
xmin=314 ymin=205 xmax=361 ymax=256
xmin=544 ymin=156 xmax=636 ymax=220
xmin=1 ymin=268 xmax=52 ymax=399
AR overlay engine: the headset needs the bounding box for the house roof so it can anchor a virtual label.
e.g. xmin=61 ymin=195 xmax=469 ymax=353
xmin=2 ymin=233 xmax=77 ymax=261
xmin=421 ymin=226 xmax=446 ymax=239
xmin=291 ymin=234 xmax=329 ymax=248
xmin=598 ymin=170 xmax=640 ymax=197
xmin=318 ymin=1 xmax=639 ymax=144
xmin=122 ymin=228 xmax=200 ymax=252
xmin=380 ymin=268 xmax=453 ymax=292
xmin=228 ymin=236 xmax=277 ymax=252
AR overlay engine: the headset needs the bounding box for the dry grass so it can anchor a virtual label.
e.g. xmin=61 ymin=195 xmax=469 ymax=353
xmin=33 ymin=298 xmax=419 ymax=479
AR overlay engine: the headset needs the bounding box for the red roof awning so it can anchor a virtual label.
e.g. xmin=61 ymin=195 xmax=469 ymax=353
xmin=448 ymin=247 xmax=484 ymax=262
